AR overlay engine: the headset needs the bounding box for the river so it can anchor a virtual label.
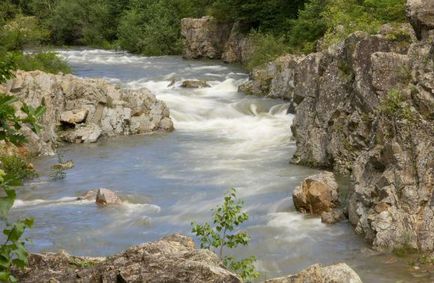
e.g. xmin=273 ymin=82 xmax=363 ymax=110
xmin=11 ymin=49 xmax=431 ymax=282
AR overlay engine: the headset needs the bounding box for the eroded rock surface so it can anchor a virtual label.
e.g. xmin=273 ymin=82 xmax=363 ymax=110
xmin=265 ymin=263 xmax=363 ymax=283
xmin=2 ymin=71 xmax=174 ymax=155
xmin=181 ymin=17 xmax=252 ymax=63
xmin=181 ymin=16 xmax=231 ymax=60
xmin=406 ymin=0 xmax=434 ymax=40
xmin=240 ymin=19 xmax=433 ymax=252
xmin=239 ymin=55 xmax=302 ymax=112
xmin=293 ymin=172 xmax=340 ymax=215
xmin=14 ymin=234 xmax=241 ymax=283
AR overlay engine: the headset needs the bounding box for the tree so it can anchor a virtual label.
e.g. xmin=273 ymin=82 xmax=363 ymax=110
xmin=191 ymin=189 xmax=259 ymax=282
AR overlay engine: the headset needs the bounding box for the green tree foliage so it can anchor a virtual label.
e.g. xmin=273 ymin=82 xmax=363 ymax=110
xmin=191 ymin=189 xmax=259 ymax=282
xmin=48 ymin=0 xmax=112 ymax=46
xmin=209 ymin=0 xmax=306 ymax=34
xmin=118 ymin=0 xmax=207 ymax=55
xmin=0 ymin=57 xmax=45 ymax=283
xmin=286 ymin=0 xmax=327 ymax=53
xmin=0 ymin=15 xmax=48 ymax=52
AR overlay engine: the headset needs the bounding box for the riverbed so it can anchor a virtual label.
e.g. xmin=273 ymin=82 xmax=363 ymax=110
xmin=11 ymin=49 xmax=431 ymax=282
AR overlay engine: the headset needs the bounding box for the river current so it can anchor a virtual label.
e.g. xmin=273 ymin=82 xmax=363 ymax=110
xmin=11 ymin=49 xmax=431 ymax=282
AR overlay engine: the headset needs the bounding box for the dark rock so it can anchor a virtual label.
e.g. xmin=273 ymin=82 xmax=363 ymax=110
xmin=180 ymin=80 xmax=211 ymax=88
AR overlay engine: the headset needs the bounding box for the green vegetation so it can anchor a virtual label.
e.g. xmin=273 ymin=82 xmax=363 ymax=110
xmin=380 ymin=89 xmax=415 ymax=122
xmin=245 ymin=32 xmax=289 ymax=71
xmin=0 ymin=56 xmax=45 ymax=282
xmin=191 ymin=189 xmax=259 ymax=282
xmin=0 ymin=0 xmax=407 ymax=69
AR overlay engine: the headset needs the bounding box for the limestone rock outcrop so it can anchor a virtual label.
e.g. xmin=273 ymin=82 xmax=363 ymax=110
xmin=238 ymin=55 xmax=302 ymax=112
xmin=293 ymin=172 xmax=340 ymax=215
xmin=181 ymin=16 xmax=232 ymax=60
xmin=181 ymin=17 xmax=253 ymax=63
xmin=241 ymin=19 xmax=433 ymax=251
xmin=265 ymin=263 xmax=363 ymax=283
xmin=13 ymin=234 xmax=241 ymax=283
xmin=2 ymin=71 xmax=174 ymax=155
xmin=406 ymin=0 xmax=434 ymax=40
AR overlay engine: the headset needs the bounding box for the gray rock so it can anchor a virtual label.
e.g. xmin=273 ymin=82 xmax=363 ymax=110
xmin=321 ymin=209 xmax=346 ymax=224
xmin=239 ymin=55 xmax=302 ymax=112
xmin=13 ymin=234 xmax=241 ymax=283
xmin=181 ymin=17 xmax=231 ymax=59
xmin=265 ymin=263 xmax=363 ymax=283
xmin=3 ymin=71 xmax=174 ymax=155
xmin=406 ymin=0 xmax=434 ymax=40
xmin=238 ymin=20 xmax=434 ymax=251
xmin=61 ymin=123 xmax=102 ymax=144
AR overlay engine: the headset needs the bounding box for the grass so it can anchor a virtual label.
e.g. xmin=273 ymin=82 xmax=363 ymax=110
xmin=11 ymin=51 xmax=71 ymax=74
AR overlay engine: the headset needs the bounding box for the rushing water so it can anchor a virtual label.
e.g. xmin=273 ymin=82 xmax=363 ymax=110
xmin=11 ymin=49 xmax=432 ymax=282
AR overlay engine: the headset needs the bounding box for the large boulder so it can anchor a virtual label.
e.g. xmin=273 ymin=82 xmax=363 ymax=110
xmin=3 ymin=71 xmax=174 ymax=155
xmin=406 ymin=0 xmax=434 ymax=40
xmin=265 ymin=263 xmax=363 ymax=283
xmin=293 ymin=172 xmax=340 ymax=215
xmin=13 ymin=234 xmax=241 ymax=283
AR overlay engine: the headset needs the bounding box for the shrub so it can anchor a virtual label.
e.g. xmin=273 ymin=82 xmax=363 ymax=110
xmin=191 ymin=189 xmax=259 ymax=282
xmin=245 ymin=32 xmax=289 ymax=71
xmin=0 ymin=15 xmax=49 ymax=51
xmin=10 ymin=52 xmax=71 ymax=74
xmin=0 ymin=156 xmax=37 ymax=186
xmin=380 ymin=89 xmax=415 ymax=122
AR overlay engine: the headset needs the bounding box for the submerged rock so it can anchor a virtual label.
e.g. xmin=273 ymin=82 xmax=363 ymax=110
xmin=95 ymin=188 xmax=122 ymax=206
xmin=181 ymin=79 xmax=211 ymax=88
xmin=3 ymin=71 xmax=174 ymax=155
xmin=293 ymin=172 xmax=340 ymax=215
xmin=13 ymin=234 xmax=241 ymax=283
xmin=51 ymin=160 xmax=74 ymax=170
xmin=266 ymin=263 xmax=363 ymax=283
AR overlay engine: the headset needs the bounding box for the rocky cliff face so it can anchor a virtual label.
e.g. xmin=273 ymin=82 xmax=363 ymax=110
xmin=14 ymin=234 xmax=241 ymax=283
xmin=239 ymin=2 xmax=434 ymax=252
xmin=181 ymin=17 xmax=252 ymax=63
xmin=1 ymin=71 xmax=174 ymax=156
